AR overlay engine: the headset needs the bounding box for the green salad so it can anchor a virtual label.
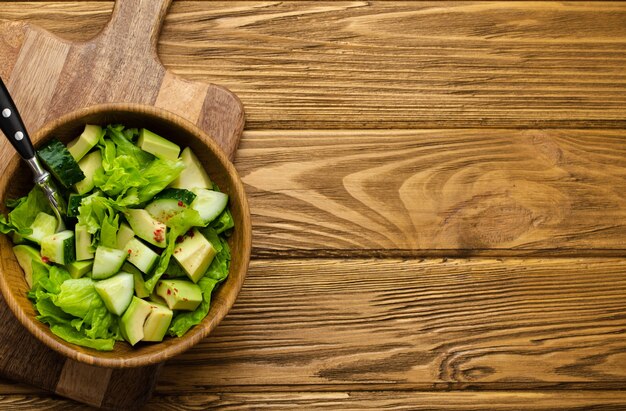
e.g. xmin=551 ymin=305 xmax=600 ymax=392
xmin=0 ymin=124 xmax=234 ymax=350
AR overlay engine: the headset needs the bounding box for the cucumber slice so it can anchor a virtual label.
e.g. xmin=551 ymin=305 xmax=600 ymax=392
xmin=24 ymin=212 xmax=57 ymax=244
xmin=137 ymin=129 xmax=180 ymax=161
xmin=37 ymin=139 xmax=85 ymax=188
xmin=124 ymin=237 xmax=159 ymax=274
xmin=116 ymin=222 xmax=135 ymax=251
xmin=75 ymin=224 xmax=94 ymax=261
xmin=146 ymin=189 xmax=196 ymax=224
xmin=94 ymin=272 xmax=134 ymax=316
xmin=74 ymin=150 xmax=102 ymax=195
xmin=41 ymin=230 xmax=75 ymax=265
xmin=122 ymin=262 xmax=150 ymax=298
xmin=67 ymin=193 xmax=87 ymax=217
xmin=119 ymin=296 xmax=152 ymax=346
xmin=92 ymin=246 xmax=127 ymax=280
xmin=143 ymin=302 xmax=173 ymax=342
xmin=190 ymin=188 xmax=228 ymax=225
xmin=125 ymin=209 xmax=167 ymax=248
xmin=67 ymin=124 xmax=102 ymax=161
xmin=66 ymin=260 xmax=93 ymax=279
xmin=153 ymin=188 xmax=196 ymax=205
xmin=169 ymin=147 xmax=212 ymax=190
xmin=173 ymin=228 xmax=216 ymax=283
xmin=13 ymin=245 xmax=42 ymax=287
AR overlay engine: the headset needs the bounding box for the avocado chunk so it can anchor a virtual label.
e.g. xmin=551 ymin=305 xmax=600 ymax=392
xmin=173 ymin=228 xmax=216 ymax=283
xmin=125 ymin=209 xmax=167 ymax=248
xmin=66 ymin=260 xmax=93 ymax=279
xmin=156 ymin=279 xmax=203 ymax=311
xmin=116 ymin=222 xmax=135 ymax=251
xmin=94 ymin=272 xmax=134 ymax=316
xmin=75 ymin=224 xmax=94 ymax=261
xmin=67 ymin=124 xmax=102 ymax=161
xmin=137 ymin=129 xmax=180 ymax=161
xmin=169 ymin=147 xmax=212 ymax=190
xmin=143 ymin=302 xmax=173 ymax=342
xmin=119 ymin=296 xmax=152 ymax=346
xmin=13 ymin=245 xmax=43 ymax=287
xmin=92 ymin=246 xmax=127 ymax=280
xmin=74 ymin=150 xmax=103 ymax=195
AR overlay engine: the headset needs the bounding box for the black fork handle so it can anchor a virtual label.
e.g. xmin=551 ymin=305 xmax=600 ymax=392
xmin=0 ymin=77 xmax=35 ymax=160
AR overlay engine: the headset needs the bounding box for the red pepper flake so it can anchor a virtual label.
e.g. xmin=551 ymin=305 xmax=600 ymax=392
xmin=174 ymin=288 xmax=178 ymax=292
xmin=175 ymin=236 xmax=184 ymax=244
xmin=41 ymin=256 xmax=50 ymax=264
xmin=182 ymin=298 xmax=188 ymax=302
xmin=186 ymin=229 xmax=194 ymax=238
xmin=127 ymin=249 xmax=132 ymax=254
xmin=178 ymin=201 xmax=184 ymax=207
xmin=153 ymin=228 xmax=165 ymax=243
xmin=167 ymin=289 xmax=171 ymax=295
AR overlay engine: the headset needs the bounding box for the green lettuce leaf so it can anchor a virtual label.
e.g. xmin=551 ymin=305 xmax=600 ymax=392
xmin=0 ymin=188 xmax=53 ymax=235
xmin=134 ymin=158 xmax=185 ymax=204
xmin=107 ymin=125 xmax=154 ymax=168
xmin=49 ymin=324 xmax=115 ymax=351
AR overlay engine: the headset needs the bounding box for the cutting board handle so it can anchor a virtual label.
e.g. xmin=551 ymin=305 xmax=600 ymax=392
xmin=99 ymin=0 xmax=172 ymax=56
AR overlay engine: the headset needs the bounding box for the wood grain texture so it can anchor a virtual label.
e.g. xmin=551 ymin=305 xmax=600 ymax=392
xmin=152 ymin=258 xmax=626 ymax=389
xmin=0 ymin=0 xmax=246 ymax=408
xmin=2 ymin=2 xmax=626 ymax=129
xmin=237 ymin=129 xmax=626 ymax=255
xmin=3 ymin=391 xmax=626 ymax=410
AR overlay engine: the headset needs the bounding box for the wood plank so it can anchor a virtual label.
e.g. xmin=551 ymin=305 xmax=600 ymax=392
xmin=145 ymin=391 xmax=626 ymax=410
xmin=236 ymin=129 xmax=626 ymax=254
xmin=2 ymin=2 xmax=625 ymax=129
xmin=1 ymin=391 xmax=626 ymax=410
xmin=153 ymin=258 xmax=626 ymax=390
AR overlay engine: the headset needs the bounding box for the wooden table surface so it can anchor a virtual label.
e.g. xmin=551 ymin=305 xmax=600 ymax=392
xmin=1 ymin=1 xmax=626 ymax=409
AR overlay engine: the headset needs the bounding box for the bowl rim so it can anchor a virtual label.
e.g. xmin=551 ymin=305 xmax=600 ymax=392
xmin=0 ymin=102 xmax=251 ymax=368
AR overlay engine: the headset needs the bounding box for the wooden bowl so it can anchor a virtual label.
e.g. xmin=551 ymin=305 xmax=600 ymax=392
xmin=0 ymin=103 xmax=251 ymax=368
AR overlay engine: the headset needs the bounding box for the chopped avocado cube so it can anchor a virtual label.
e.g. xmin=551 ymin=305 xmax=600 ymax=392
xmin=75 ymin=224 xmax=94 ymax=261
xmin=74 ymin=150 xmax=102 ymax=195
xmin=169 ymin=147 xmax=212 ymax=190
xmin=66 ymin=259 xmax=93 ymax=279
xmin=119 ymin=296 xmax=152 ymax=346
xmin=143 ymin=302 xmax=173 ymax=342
xmin=24 ymin=212 xmax=57 ymax=244
xmin=41 ymin=230 xmax=75 ymax=265
xmin=190 ymin=188 xmax=228 ymax=225
xmin=125 ymin=209 xmax=167 ymax=248
xmin=137 ymin=129 xmax=180 ymax=161
xmin=116 ymin=222 xmax=135 ymax=251
xmin=13 ymin=245 xmax=43 ymax=287
xmin=94 ymin=272 xmax=134 ymax=316
xmin=92 ymin=246 xmax=127 ymax=280
xmin=173 ymin=228 xmax=216 ymax=283
xmin=124 ymin=237 xmax=159 ymax=274
xmin=122 ymin=262 xmax=150 ymax=298
xmin=156 ymin=279 xmax=202 ymax=311
xmin=67 ymin=124 xmax=102 ymax=161
xmin=67 ymin=125 xmax=101 ymax=162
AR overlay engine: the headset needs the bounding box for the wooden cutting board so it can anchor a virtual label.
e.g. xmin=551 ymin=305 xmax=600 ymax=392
xmin=0 ymin=0 xmax=244 ymax=409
